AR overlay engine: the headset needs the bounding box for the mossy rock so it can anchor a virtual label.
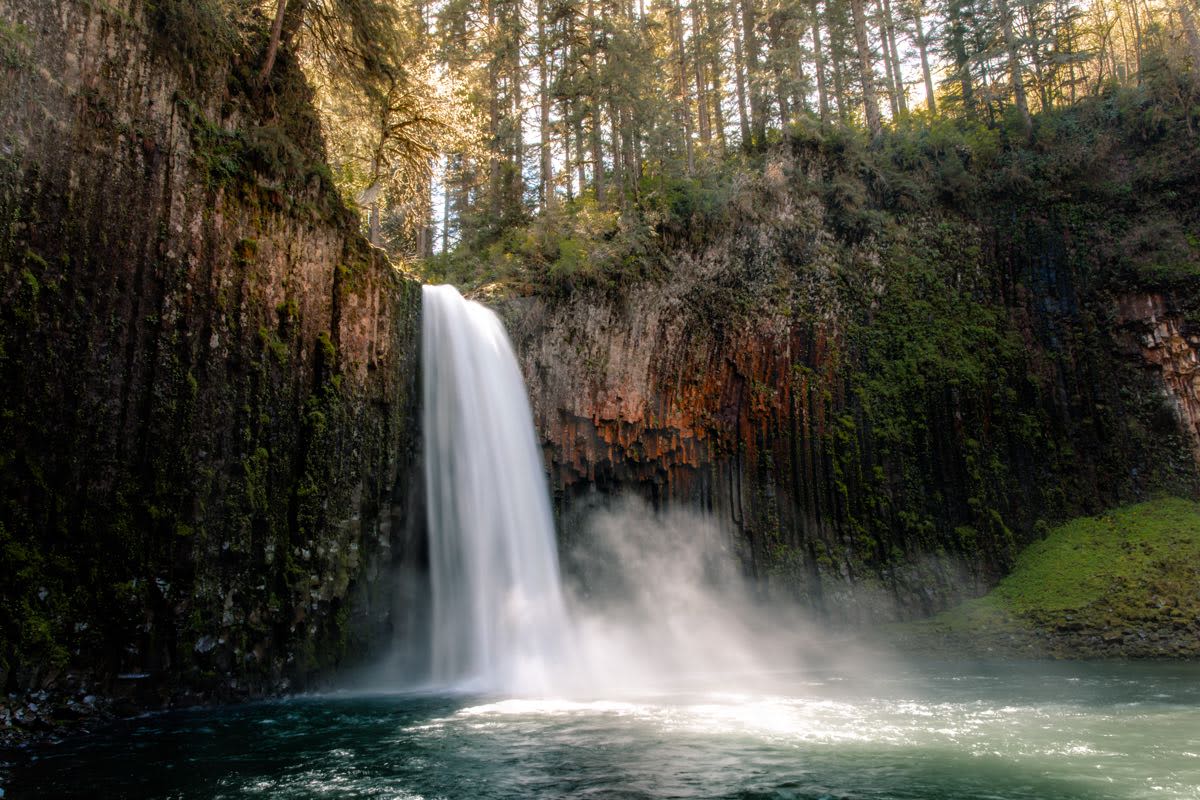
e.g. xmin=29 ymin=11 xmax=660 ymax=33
xmin=885 ymin=497 xmax=1200 ymax=658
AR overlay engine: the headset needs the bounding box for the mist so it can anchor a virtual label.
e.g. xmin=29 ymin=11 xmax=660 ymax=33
xmin=552 ymin=496 xmax=890 ymax=696
xmin=355 ymin=494 xmax=893 ymax=698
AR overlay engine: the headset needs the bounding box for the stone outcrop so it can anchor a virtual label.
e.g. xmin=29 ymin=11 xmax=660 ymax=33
xmin=0 ymin=0 xmax=421 ymax=713
xmin=1116 ymin=294 xmax=1200 ymax=462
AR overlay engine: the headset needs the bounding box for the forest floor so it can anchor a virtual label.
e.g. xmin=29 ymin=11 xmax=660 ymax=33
xmin=882 ymin=497 xmax=1200 ymax=659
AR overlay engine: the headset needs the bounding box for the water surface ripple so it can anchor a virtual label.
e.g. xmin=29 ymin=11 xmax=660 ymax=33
xmin=10 ymin=662 xmax=1200 ymax=799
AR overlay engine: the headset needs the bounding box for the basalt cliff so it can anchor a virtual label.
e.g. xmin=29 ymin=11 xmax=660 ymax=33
xmin=0 ymin=0 xmax=421 ymax=718
xmin=506 ymin=118 xmax=1200 ymax=623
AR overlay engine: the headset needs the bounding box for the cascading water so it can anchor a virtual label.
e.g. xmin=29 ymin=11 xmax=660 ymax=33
xmin=419 ymin=285 xmax=818 ymax=698
xmin=421 ymin=284 xmax=575 ymax=694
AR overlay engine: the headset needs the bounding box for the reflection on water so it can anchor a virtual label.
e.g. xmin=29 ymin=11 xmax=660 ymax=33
xmin=9 ymin=662 xmax=1200 ymax=800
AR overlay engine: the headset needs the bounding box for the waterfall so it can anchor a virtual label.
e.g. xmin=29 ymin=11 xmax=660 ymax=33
xmin=421 ymin=284 xmax=574 ymax=694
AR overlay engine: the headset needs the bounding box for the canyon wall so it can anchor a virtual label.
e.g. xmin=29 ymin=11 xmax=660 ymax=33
xmin=0 ymin=0 xmax=421 ymax=707
xmin=508 ymin=137 xmax=1200 ymax=623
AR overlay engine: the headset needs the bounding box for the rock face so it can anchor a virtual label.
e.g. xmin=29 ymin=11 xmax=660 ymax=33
xmin=0 ymin=0 xmax=421 ymax=707
xmin=1116 ymin=294 xmax=1200 ymax=462
xmin=507 ymin=142 xmax=1200 ymax=624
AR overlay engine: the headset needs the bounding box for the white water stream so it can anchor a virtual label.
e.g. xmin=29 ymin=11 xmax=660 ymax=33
xmin=418 ymin=284 xmax=827 ymax=698
xmin=421 ymin=284 xmax=574 ymax=694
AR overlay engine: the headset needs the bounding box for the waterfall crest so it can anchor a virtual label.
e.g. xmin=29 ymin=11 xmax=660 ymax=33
xmin=421 ymin=284 xmax=574 ymax=694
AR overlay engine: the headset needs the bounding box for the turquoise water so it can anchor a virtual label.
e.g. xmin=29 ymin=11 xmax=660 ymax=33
xmin=8 ymin=662 xmax=1200 ymax=799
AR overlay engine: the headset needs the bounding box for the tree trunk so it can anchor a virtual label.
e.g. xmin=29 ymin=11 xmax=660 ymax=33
xmin=456 ymin=159 xmax=472 ymax=240
xmin=487 ymin=1 xmax=501 ymax=221
xmin=422 ymin=174 xmax=434 ymax=257
xmin=830 ymin=19 xmax=849 ymax=121
xmin=561 ymin=38 xmax=579 ymax=200
xmin=788 ymin=18 xmax=809 ymax=114
xmin=1181 ymin=2 xmax=1200 ymax=86
xmin=563 ymin=116 xmax=574 ymax=201
xmin=621 ymin=103 xmax=639 ymax=198
xmin=538 ymin=0 xmax=554 ymax=207
xmin=1023 ymin=2 xmax=1051 ymax=110
xmin=442 ymin=157 xmax=452 ymax=253
xmin=877 ymin=4 xmax=900 ymax=117
xmin=849 ymin=0 xmax=882 ymax=135
xmin=740 ymin=0 xmax=767 ymax=146
xmin=711 ymin=68 xmax=727 ymax=148
xmin=768 ymin=10 xmax=792 ymax=124
xmin=946 ymin=0 xmax=974 ymax=114
xmin=997 ymin=0 xmax=1031 ymax=131
xmin=882 ymin=0 xmax=906 ymax=112
xmin=369 ymin=203 xmax=381 ymax=246
xmin=912 ymin=7 xmax=936 ymax=114
xmin=258 ymin=0 xmax=290 ymax=86
xmin=732 ymin=11 xmax=751 ymax=144
xmin=979 ymin=55 xmax=999 ymax=123
xmin=672 ymin=0 xmax=696 ymax=172
xmin=610 ymin=98 xmax=624 ymax=202
xmin=588 ymin=0 xmax=606 ymax=201
xmin=1128 ymin=0 xmax=1144 ymax=81
xmin=510 ymin=1 xmax=524 ymax=212
xmin=574 ymin=113 xmax=587 ymax=198
xmin=811 ymin=1 xmax=830 ymax=121
xmin=691 ymin=0 xmax=712 ymax=145
xmin=704 ymin=0 xmax=728 ymax=147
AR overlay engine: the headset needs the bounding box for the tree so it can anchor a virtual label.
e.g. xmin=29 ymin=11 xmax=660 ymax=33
xmin=906 ymin=0 xmax=938 ymax=113
xmin=741 ymin=0 xmax=769 ymax=145
xmin=997 ymin=0 xmax=1033 ymax=129
xmin=307 ymin=1 xmax=478 ymax=253
xmin=849 ymin=0 xmax=883 ymax=134
xmin=811 ymin=0 xmax=833 ymax=120
xmin=260 ymin=0 xmax=289 ymax=85
xmin=391 ymin=0 xmax=1194 ymax=265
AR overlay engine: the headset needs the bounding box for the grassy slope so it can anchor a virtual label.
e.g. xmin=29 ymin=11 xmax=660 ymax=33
xmin=889 ymin=498 xmax=1200 ymax=658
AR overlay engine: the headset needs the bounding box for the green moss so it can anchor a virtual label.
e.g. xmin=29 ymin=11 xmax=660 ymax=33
xmin=243 ymin=446 xmax=271 ymax=513
xmin=257 ymin=325 xmax=289 ymax=365
xmin=902 ymin=497 xmax=1200 ymax=643
xmin=276 ymin=298 xmax=299 ymax=323
xmin=0 ymin=19 xmax=31 ymax=70
xmin=0 ymin=522 xmax=70 ymax=669
xmin=315 ymin=331 xmax=336 ymax=371
xmin=234 ymin=237 xmax=258 ymax=263
xmin=178 ymin=95 xmax=246 ymax=188
xmin=177 ymin=89 xmax=344 ymax=223
xmin=22 ymin=247 xmax=47 ymax=269
xmin=317 ymin=332 xmax=335 ymax=361
xmin=18 ymin=267 xmax=39 ymax=302
xmin=987 ymin=497 xmax=1200 ymax=614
